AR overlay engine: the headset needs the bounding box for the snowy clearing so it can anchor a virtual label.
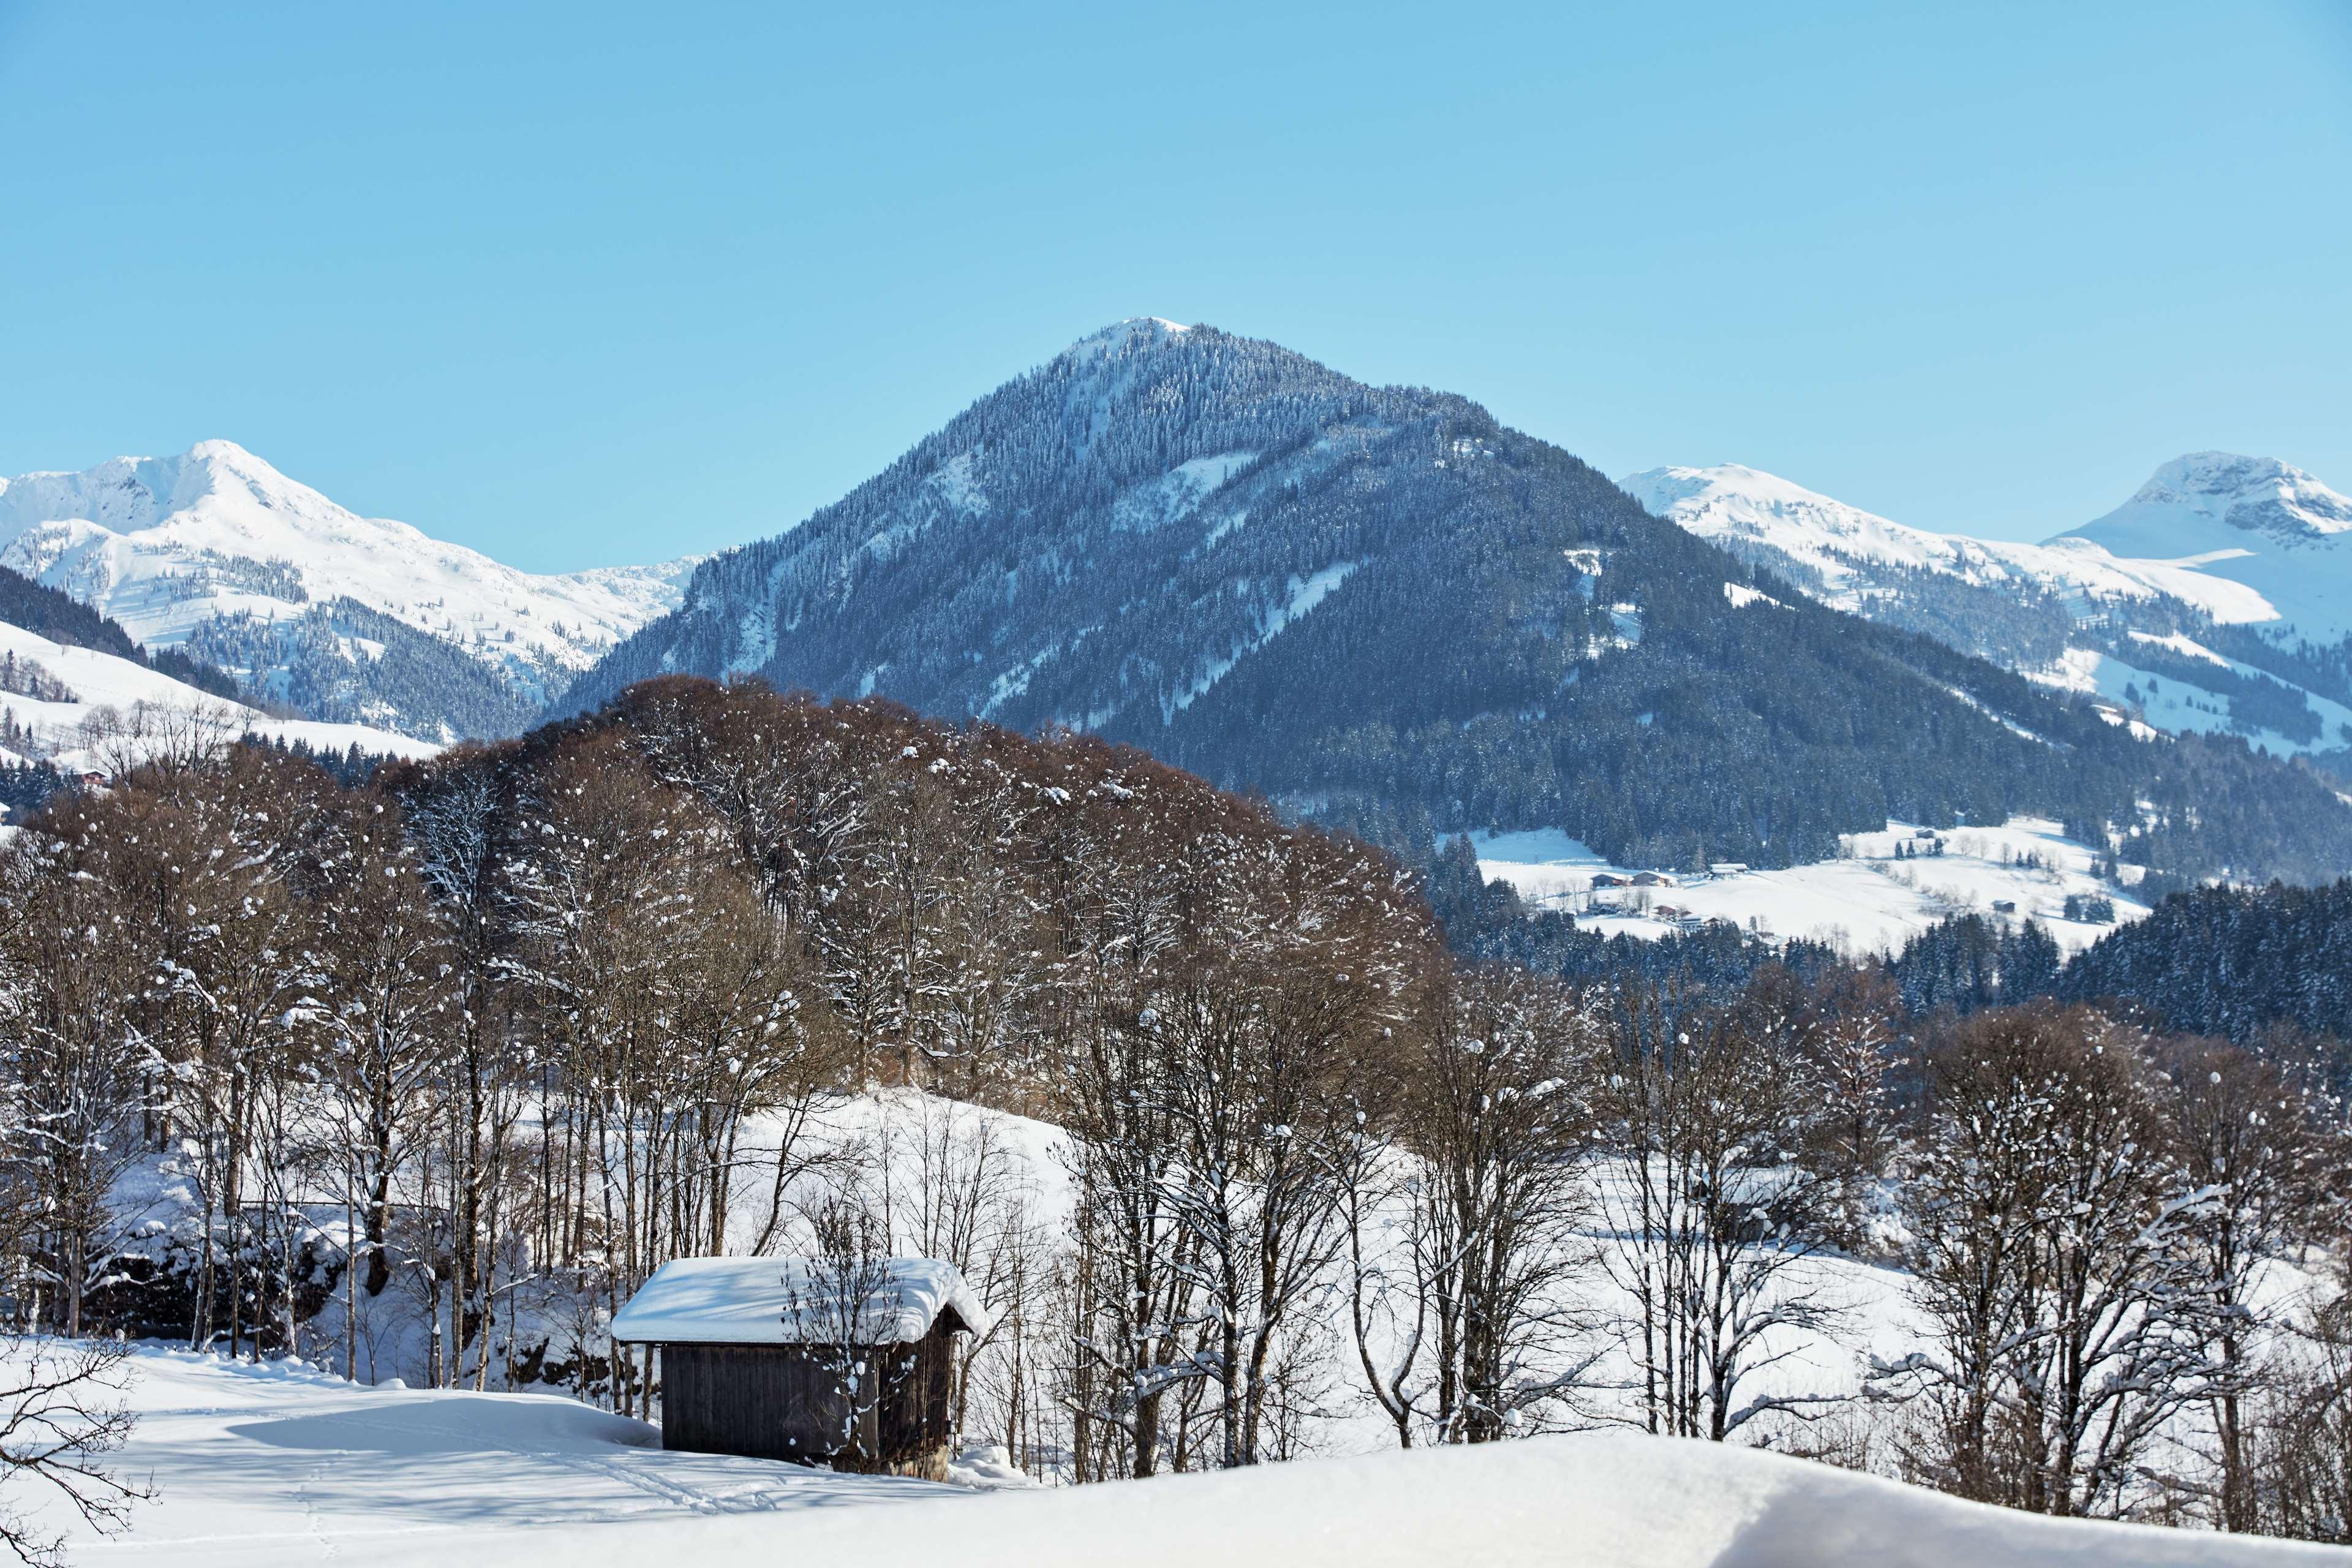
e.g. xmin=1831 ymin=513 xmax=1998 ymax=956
xmin=21 ymin=1345 xmax=2332 ymax=1567
xmin=2031 ymin=644 xmax=2352 ymax=761
xmin=1468 ymin=816 xmax=2146 ymax=956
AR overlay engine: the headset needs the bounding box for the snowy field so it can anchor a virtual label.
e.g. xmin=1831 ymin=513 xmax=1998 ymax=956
xmin=51 ymin=1090 xmax=2333 ymax=1566
xmin=1468 ymin=816 xmax=2148 ymax=956
xmin=17 ymin=1345 xmax=2337 ymax=1567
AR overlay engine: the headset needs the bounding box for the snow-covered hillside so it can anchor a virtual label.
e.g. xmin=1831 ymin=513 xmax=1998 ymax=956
xmin=0 ymin=442 xmax=699 ymax=733
xmin=1622 ymin=458 xmax=2352 ymax=763
xmin=1466 ymin=816 xmax=2147 ymax=956
xmin=2036 ymin=638 xmax=2352 ymax=759
xmin=20 ymin=1345 xmax=2328 ymax=1567
xmin=0 ymin=617 xmax=433 ymax=774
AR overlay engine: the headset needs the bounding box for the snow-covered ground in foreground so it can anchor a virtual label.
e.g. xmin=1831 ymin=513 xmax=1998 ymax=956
xmin=23 ymin=1345 xmax=2334 ymax=1567
xmin=1467 ymin=817 xmax=2147 ymax=956
xmin=0 ymin=618 xmax=435 ymax=772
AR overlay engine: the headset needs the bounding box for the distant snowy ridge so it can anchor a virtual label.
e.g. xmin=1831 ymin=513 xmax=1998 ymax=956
xmin=0 ymin=441 xmax=701 ymax=736
xmin=1619 ymin=462 xmax=2280 ymax=628
xmin=1623 ymin=458 xmax=2352 ymax=764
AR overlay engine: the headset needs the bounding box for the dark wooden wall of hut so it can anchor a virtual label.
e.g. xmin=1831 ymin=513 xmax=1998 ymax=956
xmin=657 ymin=1322 xmax=957 ymax=1478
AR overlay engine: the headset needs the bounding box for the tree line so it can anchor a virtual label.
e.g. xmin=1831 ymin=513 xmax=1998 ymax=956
xmin=0 ymin=676 xmax=2346 ymax=1551
xmin=0 ymin=566 xmax=239 ymax=703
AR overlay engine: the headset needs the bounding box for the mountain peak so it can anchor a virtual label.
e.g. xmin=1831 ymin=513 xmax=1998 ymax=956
xmin=1618 ymin=463 xmax=1853 ymax=519
xmin=1060 ymin=317 xmax=1194 ymax=360
xmin=2056 ymin=451 xmax=2352 ymax=572
xmin=561 ymin=322 xmax=2352 ymax=891
xmin=2119 ymin=451 xmax=2352 ymax=540
xmin=181 ymin=437 xmax=299 ymax=488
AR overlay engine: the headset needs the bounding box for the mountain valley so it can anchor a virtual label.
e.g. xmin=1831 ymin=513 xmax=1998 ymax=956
xmin=7 ymin=325 xmax=2350 ymax=903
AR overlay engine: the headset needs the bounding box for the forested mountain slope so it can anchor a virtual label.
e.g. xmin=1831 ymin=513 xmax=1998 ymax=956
xmin=0 ymin=560 xmax=431 ymax=807
xmin=0 ymin=609 xmax=433 ymax=782
xmin=568 ymin=320 xmax=2352 ymax=884
xmin=0 ymin=561 xmax=241 ymax=699
xmin=2055 ymin=878 xmax=2352 ymax=1044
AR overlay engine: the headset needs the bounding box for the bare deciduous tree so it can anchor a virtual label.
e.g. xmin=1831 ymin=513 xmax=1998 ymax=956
xmin=1596 ymin=982 xmax=1846 ymax=1444
xmin=0 ymin=1336 xmax=153 ymax=1567
xmin=1883 ymin=1006 xmax=2232 ymax=1518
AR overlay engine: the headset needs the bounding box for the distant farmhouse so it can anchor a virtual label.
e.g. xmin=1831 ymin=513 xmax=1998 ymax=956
xmin=613 ymin=1256 xmax=990 ymax=1479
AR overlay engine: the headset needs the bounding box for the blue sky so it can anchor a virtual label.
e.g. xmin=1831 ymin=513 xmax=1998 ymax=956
xmin=1 ymin=1 xmax=2346 ymax=572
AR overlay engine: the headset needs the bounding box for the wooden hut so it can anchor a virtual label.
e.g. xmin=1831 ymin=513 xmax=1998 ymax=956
xmin=612 ymin=1256 xmax=990 ymax=1480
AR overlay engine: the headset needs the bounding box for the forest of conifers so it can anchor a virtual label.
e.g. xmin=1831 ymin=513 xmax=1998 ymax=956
xmin=2 ymin=675 xmax=2349 ymax=1541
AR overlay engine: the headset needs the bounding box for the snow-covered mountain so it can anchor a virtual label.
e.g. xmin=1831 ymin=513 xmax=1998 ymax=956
xmin=1622 ymin=458 xmax=2352 ymax=767
xmin=2056 ymin=451 xmax=2352 ymax=646
xmin=1617 ymin=464 xmax=2272 ymax=626
xmin=566 ymin=320 xmax=2352 ymax=888
xmin=0 ymin=441 xmax=700 ymax=739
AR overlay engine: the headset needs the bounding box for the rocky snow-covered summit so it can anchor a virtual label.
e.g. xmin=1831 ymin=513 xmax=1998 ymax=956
xmin=0 ymin=441 xmax=700 ymax=739
xmin=2053 ymin=451 xmax=2352 ymax=647
xmin=2076 ymin=451 xmax=2352 ymax=545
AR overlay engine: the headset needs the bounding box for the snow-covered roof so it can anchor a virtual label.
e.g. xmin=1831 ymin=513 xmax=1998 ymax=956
xmin=610 ymin=1256 xmax=992 ymax=1346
